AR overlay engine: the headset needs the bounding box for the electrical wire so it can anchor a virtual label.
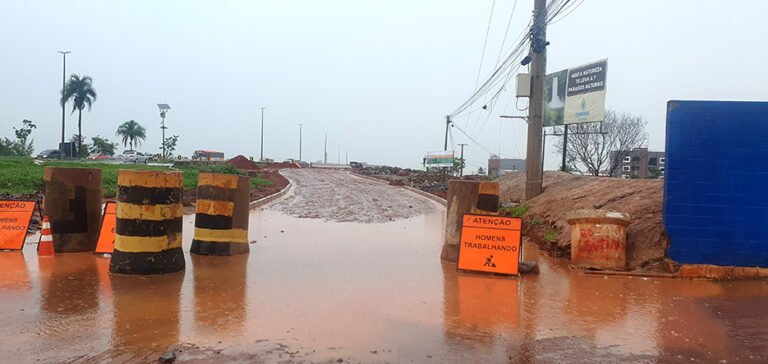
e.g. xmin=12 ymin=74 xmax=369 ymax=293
xmin=495 ymin=0 xmax=519 ymax=66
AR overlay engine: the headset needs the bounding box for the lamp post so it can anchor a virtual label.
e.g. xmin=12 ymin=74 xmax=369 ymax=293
xmin=260 ymin=106 xmax=266 ymax=161
xmin=158 ymin=104 xmax=171 ymax=159
xmin=324 ymin=133 xmax=327 ymax=163
xmin=58 ymin=50 xmax=70 ymax=159
xmin=299 ymin=123 xmax=303 ymax=161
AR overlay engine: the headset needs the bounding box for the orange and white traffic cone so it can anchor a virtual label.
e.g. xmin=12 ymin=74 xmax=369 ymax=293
xmin=38 ymin=216 xmax=55 ymax=256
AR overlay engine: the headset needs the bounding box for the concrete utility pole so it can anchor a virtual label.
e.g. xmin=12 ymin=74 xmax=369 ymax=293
xmin=260 ymin=106 xmax=266 ymax=161
xmin=345 ymin=150 xmax=348 ymax=164
xmin=458 ymin=143 xmax=467 ymax=177
xmin=58 ymin=50 xmax=70 ymax=159
xmin=324 ymin=133 xmax=327 ymax=163
xmin=299 ymin=123 xmax=303 ymax=161
xmin=443 ymin=115 xmax=452 ymax=151
xmin=524 ymin=0 xmax=547 ymax=200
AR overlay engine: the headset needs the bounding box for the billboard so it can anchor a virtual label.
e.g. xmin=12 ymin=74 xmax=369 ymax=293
xmin=542 ymin=59 xmax=607 ymax=126
xmin=425 ymin=151 xmax=454 ymax=168
xmin=543 ymin=69 xmax=567 ymax=127
xmin=564 ymin=59 xmax=607 ymax=124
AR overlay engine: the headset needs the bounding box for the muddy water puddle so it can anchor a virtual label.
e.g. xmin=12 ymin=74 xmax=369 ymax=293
xmin=2 ymin=181 xmax=767 ymax=362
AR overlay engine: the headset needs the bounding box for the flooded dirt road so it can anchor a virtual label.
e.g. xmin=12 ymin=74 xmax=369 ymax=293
xmin=1 ymin=169 xmax=767 ymax=363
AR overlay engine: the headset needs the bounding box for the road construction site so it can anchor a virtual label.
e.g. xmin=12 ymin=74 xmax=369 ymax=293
xmin=1 ymin=168 xmax=767 ymax=363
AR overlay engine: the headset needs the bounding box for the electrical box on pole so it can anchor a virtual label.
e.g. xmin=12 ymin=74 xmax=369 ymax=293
xmin=516 ymin=73 xmax=531 ymax=98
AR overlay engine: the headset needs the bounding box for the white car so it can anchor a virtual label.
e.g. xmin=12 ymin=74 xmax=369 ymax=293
xmin=122 ymin=150 xmax=148 ymax=163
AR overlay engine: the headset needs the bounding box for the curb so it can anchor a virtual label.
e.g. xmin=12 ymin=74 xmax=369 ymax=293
xmin=249 ymin=169 xmax=293 ymax=209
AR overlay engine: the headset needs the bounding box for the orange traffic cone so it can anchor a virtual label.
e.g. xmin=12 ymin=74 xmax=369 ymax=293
xmin=38 ymin=216 xmax=55 ymax=256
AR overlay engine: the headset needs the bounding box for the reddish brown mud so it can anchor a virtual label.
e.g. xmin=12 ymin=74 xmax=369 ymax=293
xmin=1 ymin=170 xmax=766 ymax=363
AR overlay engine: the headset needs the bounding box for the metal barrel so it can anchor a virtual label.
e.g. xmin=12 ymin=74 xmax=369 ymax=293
xmin=43 ymin=167 xmax=103 ymax=253
xmin=190 ymin=173 xmax=250 ymax=255
xmin=441 ymin=180 xmax=500 ymax=262
xmin=109 ymin=170 xmax=185 ymax=275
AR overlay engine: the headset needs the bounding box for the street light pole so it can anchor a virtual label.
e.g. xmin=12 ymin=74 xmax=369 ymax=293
xmin=158 ymin=104 xmax=171 ymax=159
xmin=58 ymin=50 xmax=70 ymax=159
xmin=299 ymin=123 xmax=303 ymax=161
xmin=324 ymin=133 xmax=327 ymax=163
xmin=260 ymin=106 xmax=266 ymax=161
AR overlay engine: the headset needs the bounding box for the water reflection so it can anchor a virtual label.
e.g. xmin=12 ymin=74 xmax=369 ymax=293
xmin=0 ymin=251 xmax=30 ymax=291
xmin=191 ymin=254 xmax=248 ymax=337
xmin=110 ymin=271 xmax=184 ymax=349
xmin=39 ymin=253 xmax=99 ymax=315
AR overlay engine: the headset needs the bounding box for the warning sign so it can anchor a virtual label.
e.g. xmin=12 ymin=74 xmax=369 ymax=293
xmin=457 ymin=214 xmax=522 ymax=275
xmin=94 ymin=202 xmax=116 ymax=254
xmin=0 ymin=200 xmax=36 ymax=251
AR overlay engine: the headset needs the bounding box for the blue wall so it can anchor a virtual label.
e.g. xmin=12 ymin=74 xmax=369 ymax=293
xmin=664 ymin=101 xmax=768 ymax=267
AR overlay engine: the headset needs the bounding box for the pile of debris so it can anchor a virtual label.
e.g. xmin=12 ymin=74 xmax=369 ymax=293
xmin=225 ymin=155 xmax=262 ymax=170
xmin=352 ymin=166 xmax=485 ymax=199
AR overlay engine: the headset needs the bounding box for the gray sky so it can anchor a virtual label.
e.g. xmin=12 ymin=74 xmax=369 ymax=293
xmin=2 ymin=1 xmax=767 ymax=172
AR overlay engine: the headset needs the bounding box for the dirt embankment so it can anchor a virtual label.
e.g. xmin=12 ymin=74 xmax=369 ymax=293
xmin=497 ymin=171 xmax=669 ymax=270
xmin=352 ymin=166 xmax=487 ymax=199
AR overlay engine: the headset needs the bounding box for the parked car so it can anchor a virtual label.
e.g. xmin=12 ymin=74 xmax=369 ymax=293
xmin=37 ymin=149 xmax=62 ymax=159
xmin=86 ymin=153 xmax=111 ymax=160
xmin=122 ymin=150 xmax=148 ymax=163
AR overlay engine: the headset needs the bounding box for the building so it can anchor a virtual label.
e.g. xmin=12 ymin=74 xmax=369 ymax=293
xmin=611 ymin=147 xmax=665 ymax=179
xmin=488 ymin=157 xmax=525 ymax=177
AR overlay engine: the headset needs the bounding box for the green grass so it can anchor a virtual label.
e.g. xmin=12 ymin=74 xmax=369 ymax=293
xmin=0 ymin=156 xmax=271 ymax=196
xmin=543 ymin=229 xmax=559 ymax=242
xmin=499 ymin=203 xmax=531 ymax=217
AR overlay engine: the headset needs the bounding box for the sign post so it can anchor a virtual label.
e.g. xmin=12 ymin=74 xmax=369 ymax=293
xmin=0 ymin=200 xmax=36 ymax=251
xmin=457 ymin=214 xmax=522 ymax=275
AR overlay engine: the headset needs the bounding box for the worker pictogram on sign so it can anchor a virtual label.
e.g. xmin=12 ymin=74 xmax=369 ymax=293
xmin=0 ymin=200 xmax=36 ymax=251
xmin=94 ymin=202 xmax=117 ymax=254
xmin=458 ymin=214 xmax=522 ymax=275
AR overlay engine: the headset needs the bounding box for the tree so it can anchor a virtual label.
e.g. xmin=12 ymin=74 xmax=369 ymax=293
xmin=116 ymin=120 xmax=146 ymax=151
xmin=12 ymin=119 xmax=36 ymax=156
xmin=61 ymin=74 xmax=97 ymax=159
xmin=90 ymin=136 xmax=118 ymax=156
xmin=160 ymin=135 xmax=179 ymax=159
xmin=0 ymin=119 xmax=37 ymax=156
xmin=555 ymin=110 xmax=648 ymax=176
xmin=451 ymin=157 xmax=466 ymax=176
xmin=476 ymin=167 xmax=486 ymax=175
xmin=70 ymin=134 xmax=90 ymax=158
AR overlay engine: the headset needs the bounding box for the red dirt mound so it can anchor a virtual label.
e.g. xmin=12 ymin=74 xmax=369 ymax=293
xmin=497 ymin=171 xmax=669 ymax=270
xmin=226 ymin=155 xmax=261 ymax=170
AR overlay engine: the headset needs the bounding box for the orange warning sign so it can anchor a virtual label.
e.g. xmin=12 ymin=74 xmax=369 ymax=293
xmin=0 ymin=200 xmax=36 ymax=251
xmin=457 ymin=214 xmax=522 ymax=275
xmin=94 ymin=202 xmax=117 ymax=254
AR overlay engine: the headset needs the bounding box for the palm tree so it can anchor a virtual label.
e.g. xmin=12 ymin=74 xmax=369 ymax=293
xmin=61 ymin=74 xmax=97 ymax=159
xmin=116 ymin=120 xmax=147 ymax=151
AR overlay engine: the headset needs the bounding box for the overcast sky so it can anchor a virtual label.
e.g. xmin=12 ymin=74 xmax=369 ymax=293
xmin=2 ymin=1 xmax=767 ymax=172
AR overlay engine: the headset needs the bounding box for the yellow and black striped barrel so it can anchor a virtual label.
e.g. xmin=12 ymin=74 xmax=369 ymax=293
xmin=190 ymin=173 xmax=250 ymax=255
xmin=109 ymin=170 xmax=185 ymax=275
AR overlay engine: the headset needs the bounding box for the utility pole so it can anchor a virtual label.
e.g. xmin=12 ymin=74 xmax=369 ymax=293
xmin=458 ymin=143 xmax=467 ymax=177
xmin=443 ymin=115 xmax=452 ymax=151
xmin=524 ymin=0 xmax=547 ymax=200
xmin=561 ymin=124 xmax=569 ymax=171
xmin=324 ymin=133 xmax=327 ymax=163
xmin=338 ymin=144 xmax=341 ymax=164
xmin=58 ymin=51 xmax=70 ymax=159
xmin=260 ymin=106 xmax=266 ymax=161
xmin=345 ymin=150 xmax=348 ymax=164
xmin=299 ymin=123 xmax=303 ymax=161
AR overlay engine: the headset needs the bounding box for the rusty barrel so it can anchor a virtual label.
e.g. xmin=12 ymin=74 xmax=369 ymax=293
xmin=43 ymin=167 xmax=102 ymax=253
xmin=441 ymin=180 xmax=499 ymax=262
xmin=566 ymin=209 xmax=631 ymax=270
xmin=191 ymin=173 xmax=250 ymax=255
xmin=109 ymin=170 xmax=185 ymax=275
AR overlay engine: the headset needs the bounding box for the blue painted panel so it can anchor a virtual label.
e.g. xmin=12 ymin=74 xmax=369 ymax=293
xmin=664 ymin=101 xmax=768 ymax=267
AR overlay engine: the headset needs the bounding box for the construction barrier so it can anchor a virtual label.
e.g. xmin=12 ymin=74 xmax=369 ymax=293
xmin=94 ymin=202 xmax=117 ymax=254
xmin=191 ymin=173 xmax=250 ymax=255
xmin=109 ymin=170 xmax=185 ymax=275
xmin=43 ymin=167 xmax=102 ymax=252
xmin=441 ymin=180 xmax=499 ymax=262
xmin=566 ymin=209 xmax=630 ymax=270
xmin=0 ymin=200 xmax=36 ymax=250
